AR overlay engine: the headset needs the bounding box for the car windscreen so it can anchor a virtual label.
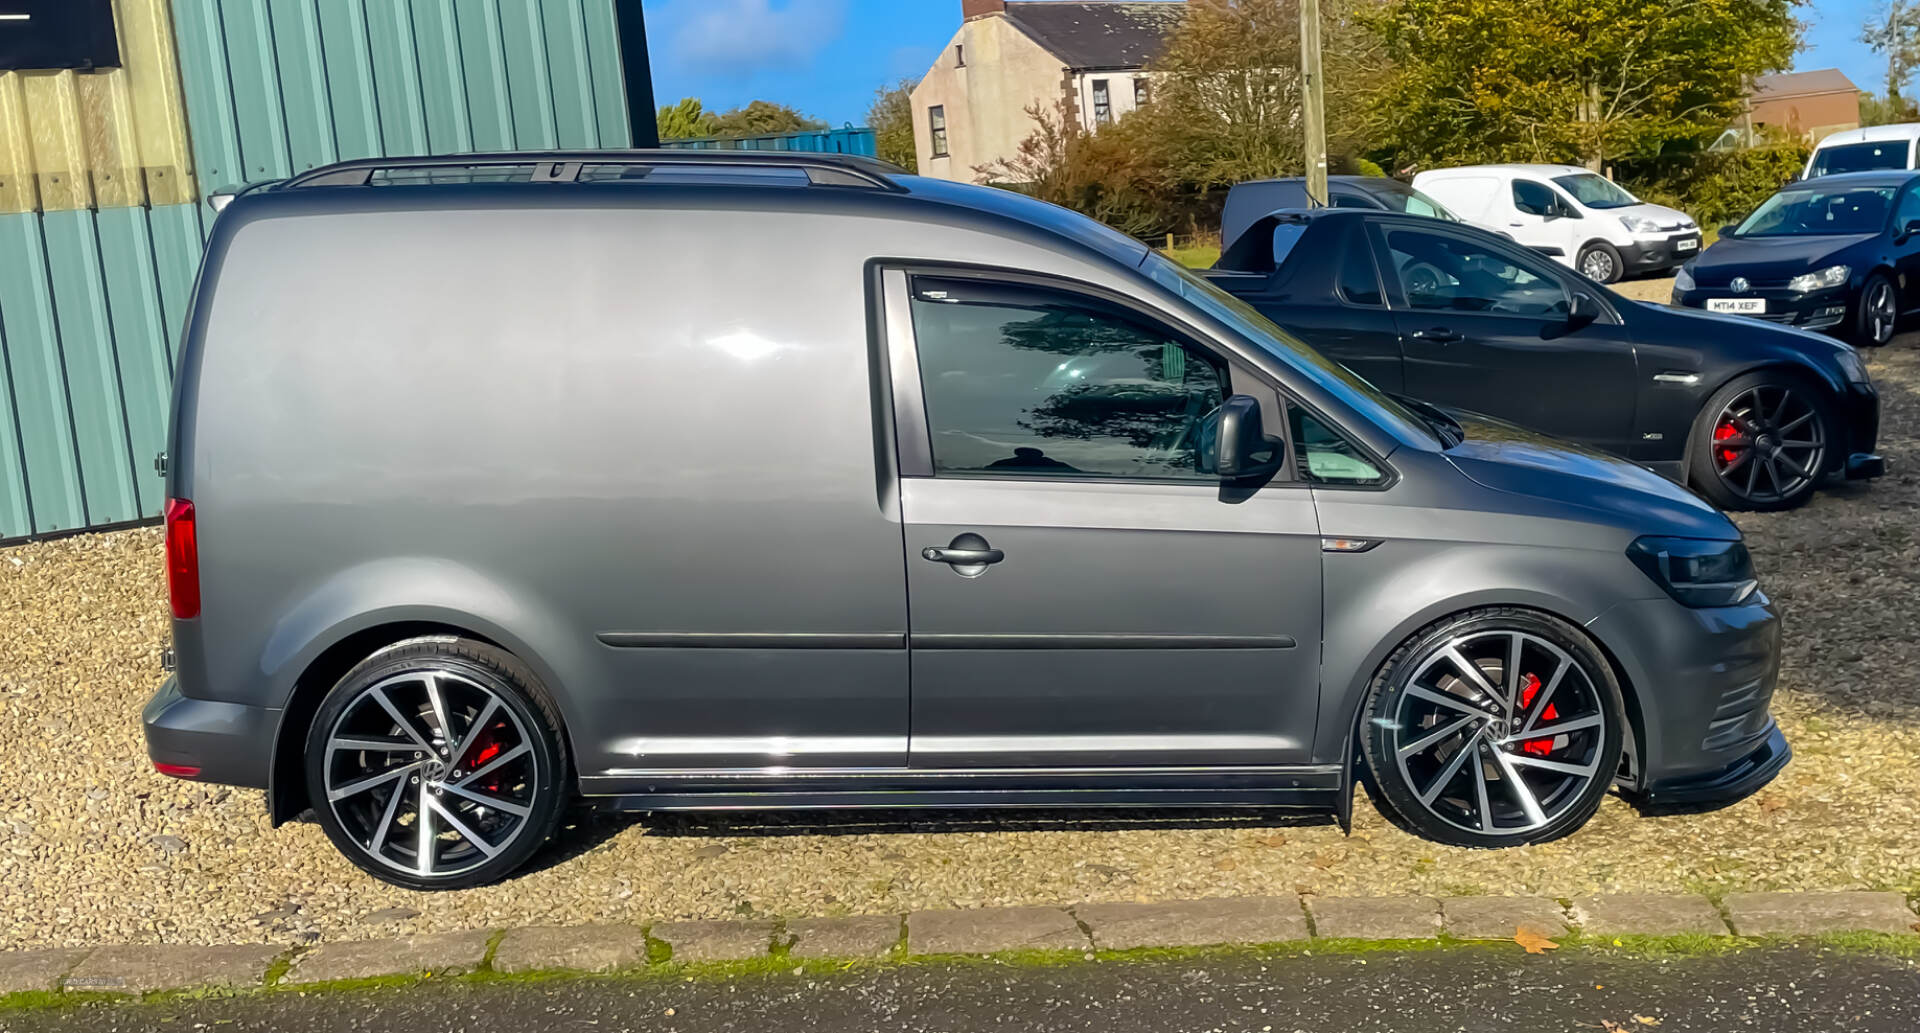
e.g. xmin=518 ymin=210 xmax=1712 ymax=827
xmin=1551 ymin=173 xmax=1639 ymax=209
xmin=1808 ymin=140 xmax=1911 ymax=177
xmin=1372 ymin=181 xmax=1461 ymax=221
xmin=1733 ymin=185 xmax=1895 ymax=237
xmin=1141 ymin=252 xmax=1439 ymax=447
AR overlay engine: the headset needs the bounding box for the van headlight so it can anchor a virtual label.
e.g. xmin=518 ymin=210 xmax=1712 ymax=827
xmin=1627 ymin=537 xmax=1758 ymax=608
xmin=1673 ymin=263 xmax=1695 ymax=292
xmin=1620 ymin=214 xmax=1666 ymax=235
xmin=1787 ymin=264 xmax=1849 ymax=292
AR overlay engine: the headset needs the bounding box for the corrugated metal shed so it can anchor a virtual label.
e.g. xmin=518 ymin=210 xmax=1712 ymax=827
xmin=662 ymin=126 xmax=878 ymax=157
xmin=0 ymin=0 xmax=632 ymax=543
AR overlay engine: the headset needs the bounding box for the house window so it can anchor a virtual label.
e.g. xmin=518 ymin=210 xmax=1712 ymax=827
xmin=1134 ymin=77 xmax=1150 ymax=107
xmin=929 ymin=105 xmax=949 ymax=158
xmin=1092 ymin=79 xmax=1112 ymax=124
xmin=955 ymin=44 xmax=964 ymax=67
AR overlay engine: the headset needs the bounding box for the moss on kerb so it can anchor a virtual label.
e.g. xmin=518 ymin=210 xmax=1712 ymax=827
xmin=4 ymin=931 xmax=1919 ymax=1014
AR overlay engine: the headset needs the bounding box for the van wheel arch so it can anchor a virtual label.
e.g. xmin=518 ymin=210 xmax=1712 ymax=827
xmin=1344 ymin=603 xmax=1646 ymax=803
xmin=266 ymin=621 xmax=566 ymax=825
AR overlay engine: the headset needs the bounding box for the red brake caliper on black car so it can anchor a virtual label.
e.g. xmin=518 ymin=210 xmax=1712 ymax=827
xmin=1515 ymin=672 xmax=1559 ymax=757
xmin=1713 ymin=420 xmax=1741 ymax=464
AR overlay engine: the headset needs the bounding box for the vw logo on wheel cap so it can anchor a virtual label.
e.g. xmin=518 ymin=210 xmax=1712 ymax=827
xmin=1730 ymin=276 xmax=1750 ymax=293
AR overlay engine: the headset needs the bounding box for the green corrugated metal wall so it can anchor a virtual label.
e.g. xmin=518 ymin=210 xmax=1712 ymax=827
xmin=0 ymin=0 xmax=630 ymax=543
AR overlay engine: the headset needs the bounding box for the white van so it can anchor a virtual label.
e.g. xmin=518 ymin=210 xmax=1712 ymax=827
xmin=1803 ymin=124 xmax=1920 ymax=178
xmin=1412 ymin=164 xmax=1699 ymax=283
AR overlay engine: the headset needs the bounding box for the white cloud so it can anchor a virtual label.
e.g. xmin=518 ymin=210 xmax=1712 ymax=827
xmin=665 ymin=0 xmax=849 ymax=73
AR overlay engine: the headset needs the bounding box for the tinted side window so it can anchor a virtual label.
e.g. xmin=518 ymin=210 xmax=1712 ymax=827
xmin=909 ymin=280 xmax=1225 ymax=480
xmin=1896 ymin=186 xmax=1920 ymax=230
xmin=1385 ymin=228 xmax=1569 ymax=317
xmin=1337 ymin=234 xmax=1383 ymax=306
xmin=1512 ymin=179 xmax=1558 ymax=216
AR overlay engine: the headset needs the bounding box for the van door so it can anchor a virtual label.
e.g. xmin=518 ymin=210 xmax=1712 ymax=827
xmin=884 ymin=270 xmax=1324 ymax=769
xmin=1507 ymin=178 xmax=1581 ymax=265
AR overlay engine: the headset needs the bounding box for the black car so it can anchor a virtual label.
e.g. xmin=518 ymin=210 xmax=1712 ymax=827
xmin=1673 ymin=170 xmax=1920 ymax=346
xmin=1221 ymin=175 xmax=1460 ymax=249
xmin=1206 ymin=208 xmax=1883 ymax=510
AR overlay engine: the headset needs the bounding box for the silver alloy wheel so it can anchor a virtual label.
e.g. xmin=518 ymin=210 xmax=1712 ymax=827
xmin=1708 ymin=383 xmax=1825 ymax=505
xmin=1580 ymin=248 xmax=1616 ymax=282
xmin=322 ymin=669 xmax=539 ymax=878
xmin=1390 ymin=630 xmax=1608 ymax=837
xmin=1866 ymin=279 xmax=1896 ymax=344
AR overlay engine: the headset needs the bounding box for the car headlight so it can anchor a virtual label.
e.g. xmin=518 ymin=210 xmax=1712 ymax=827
xmin=1673 ymin=263 xmax=1695 ymax=292
xmin=1786 ymin=264 xmax=1849 ymax=292
xmin=1835 ymin=346 xmax=1872 ymax=385
xmin=1620 ymin=214 xmax=1666 ymax=234
xmin=1627 ymin=537 xmax=1758 ymax=608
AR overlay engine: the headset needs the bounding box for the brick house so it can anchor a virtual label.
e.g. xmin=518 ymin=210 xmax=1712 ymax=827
xmin=910 ymin=0 xmax=1184 ymax=180
xmin=1745 ymin=69 xmax=1861 ymax=143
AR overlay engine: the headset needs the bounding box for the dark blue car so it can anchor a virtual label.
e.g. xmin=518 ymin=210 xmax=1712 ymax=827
xmin=1673 ymin=170 xmax=1920 ymax=345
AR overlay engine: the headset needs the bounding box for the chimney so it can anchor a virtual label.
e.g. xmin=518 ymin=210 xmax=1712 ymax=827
xmin=963 ymin=0 xmax=1007 ymax=19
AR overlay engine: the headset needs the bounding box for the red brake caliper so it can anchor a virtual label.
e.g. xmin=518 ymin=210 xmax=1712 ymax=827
xmin=1514 ymin=672 xmax=1559 ymax=757
xmin=459 ymin=726 xmax=506 ymax=793
xmin=1713 ymin=420 xmax=1741 ymax=464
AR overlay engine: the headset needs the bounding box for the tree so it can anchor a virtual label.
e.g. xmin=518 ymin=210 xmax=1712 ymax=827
xmin=1864 ymin=1 xmax=1920 ymax=104
xmin=975 ymin=103 xmax=1180 ymax=237
xmin=1365 ymin=0 xmax=1800 ymax=171
xmin=707 ymin=100 xmax=829 ymax=138
xmin=868 ymin=79 xmax=918 ymax=169
xmin=1146 ymin=0 xmax=1387 ymax=187
xmin=656 ymin=97 xmax=715 ymax=140
xmin=1862 ymin=89 xmax=1920 ymax=126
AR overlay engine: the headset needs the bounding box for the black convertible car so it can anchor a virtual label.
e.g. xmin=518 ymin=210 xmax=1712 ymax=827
xmin=1206 ymin=209 xmax=1883 ymax=510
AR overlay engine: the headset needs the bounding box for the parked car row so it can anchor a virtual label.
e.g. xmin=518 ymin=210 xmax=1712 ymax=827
xmin=150 ymin=151 xmax=1798 ymax=888
xmin=1214 ymin=177 xmax=1884 ymax=511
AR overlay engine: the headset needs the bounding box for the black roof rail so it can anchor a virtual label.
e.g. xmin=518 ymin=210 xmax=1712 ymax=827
xmin=280 ymin=150 xmax=911 ymax=192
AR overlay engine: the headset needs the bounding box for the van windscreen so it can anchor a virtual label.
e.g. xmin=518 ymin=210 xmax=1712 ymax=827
xmin=1809 ymin=141 xmax=1911 ymax=177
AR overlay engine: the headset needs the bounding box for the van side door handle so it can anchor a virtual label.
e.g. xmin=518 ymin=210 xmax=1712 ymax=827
xmin=1410 ymin=327 xmax=1462 ymax=344
xmin=922 ymin=533 xmax=1004 ymax=577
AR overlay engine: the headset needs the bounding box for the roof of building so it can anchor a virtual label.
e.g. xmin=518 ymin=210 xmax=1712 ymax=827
xmin=1752 ymin=68 xmax=1859 ymax=100
xmin=1004 ymin=1 xmax=1185 ymax=70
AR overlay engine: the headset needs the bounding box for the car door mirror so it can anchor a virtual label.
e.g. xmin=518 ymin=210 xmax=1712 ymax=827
xmin=1196 ymin=395 xmax=1285 ymax=480
xmin=1900 ymin=218 xmax=1920 ymax=242
xmin=1718 ymin=224 xmax=1739 ymax=240
xmin=1567 ymin=291 xmax=1602 ymax=327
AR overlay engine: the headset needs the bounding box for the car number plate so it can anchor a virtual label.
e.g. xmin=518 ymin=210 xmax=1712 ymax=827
xmin=1675 ymin=238 xmax=1698 ymax=252
xmin=1707 ymin=298 xmax=1765 ymax=314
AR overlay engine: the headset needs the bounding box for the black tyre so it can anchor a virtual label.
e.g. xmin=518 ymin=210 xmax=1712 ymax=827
xmin=304 ymin=635 xmax=570 ymax=890
xmin=1853 ymin=272 xmax=1897 ymax=346
xmin=1360 ymin=608 xmax=1624 ymax=848
xmin=1576 ymin=241 xmax=1623 ymax=284
xmin=1687 ymin=370 xmax=1833 ymax=512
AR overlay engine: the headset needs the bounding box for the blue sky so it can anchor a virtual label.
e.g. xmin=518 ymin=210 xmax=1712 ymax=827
xmin=644 ymin=0 xmax=1893 ymax=128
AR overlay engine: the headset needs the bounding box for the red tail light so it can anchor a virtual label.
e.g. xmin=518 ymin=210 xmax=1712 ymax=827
xmin=164 ymin=498 xmax=200 ymax=619
xmin=153 ymin=762 xmax=201 ymax=779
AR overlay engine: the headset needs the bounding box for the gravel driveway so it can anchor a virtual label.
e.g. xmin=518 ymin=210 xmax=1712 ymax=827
xmin=5 ymin=291 xmax=1918 ymax=948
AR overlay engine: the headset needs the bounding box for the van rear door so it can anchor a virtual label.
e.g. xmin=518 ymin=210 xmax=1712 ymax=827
xmin=885 ymin=271 xmax=1324 ymax=769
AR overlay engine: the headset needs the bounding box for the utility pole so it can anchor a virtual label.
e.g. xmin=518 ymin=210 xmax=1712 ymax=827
xmin=1299 ymin=0 xmax=1328 ymax=206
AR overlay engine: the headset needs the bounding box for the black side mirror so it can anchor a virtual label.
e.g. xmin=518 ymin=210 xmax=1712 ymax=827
xmin=1568 ymin=291 xmax=1602 ymax=326
xmin=1900 ymin=219 xmax=1920 ymax=242
xmin=1197 ymin=395 xmax=1285 ymax=480
xmin=1718 ymin=224 xmax=1739 ymax=240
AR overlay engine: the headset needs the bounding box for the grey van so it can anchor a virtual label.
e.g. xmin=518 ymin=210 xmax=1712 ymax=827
xmin=144 ymin=152 xmax=1787 ymax=889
